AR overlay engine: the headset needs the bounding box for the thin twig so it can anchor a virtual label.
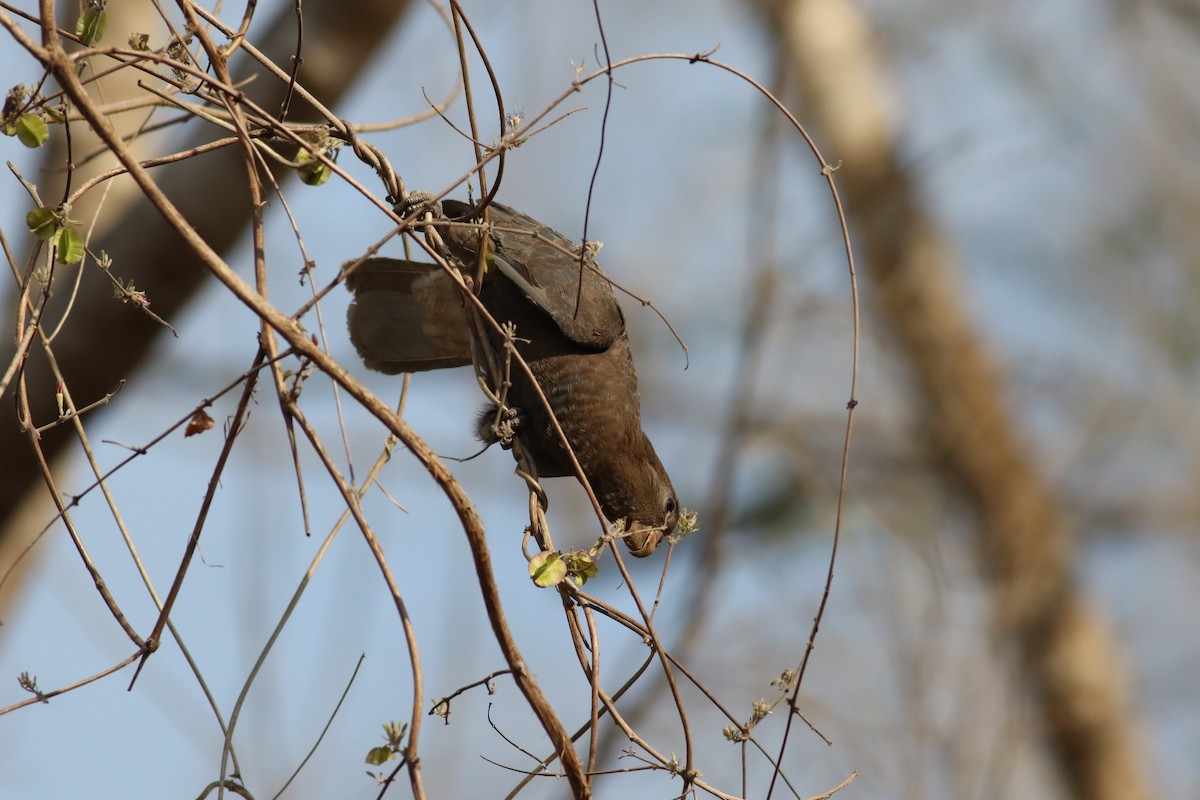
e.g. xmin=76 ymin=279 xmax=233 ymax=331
xmin=271 ymin=655 xmax=368 ymax=800
xmin=130 ymin=346 xmax=269 ymax=688
xmin=0 ymin=650 xmax=141 ymax=716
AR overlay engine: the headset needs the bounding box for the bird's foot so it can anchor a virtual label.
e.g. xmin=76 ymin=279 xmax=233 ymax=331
xmin=495 ymin=407 xmax=521 ymax=449
xmin=393 ymin=191 xmax=443 ymax=220
xmin=477 ymin=404 xmax=522 ymax=449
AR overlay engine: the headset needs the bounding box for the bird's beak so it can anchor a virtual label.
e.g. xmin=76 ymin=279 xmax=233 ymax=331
xmin=623 ymin=522 xmax=665 ymax=558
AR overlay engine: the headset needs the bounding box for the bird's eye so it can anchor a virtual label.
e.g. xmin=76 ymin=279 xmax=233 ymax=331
xmin=664 ymin=496 xmax=677 ymax=515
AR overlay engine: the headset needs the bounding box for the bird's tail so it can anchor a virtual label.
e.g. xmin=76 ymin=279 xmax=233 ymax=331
xmin=344 ymin=257 xmax=472 ymax=374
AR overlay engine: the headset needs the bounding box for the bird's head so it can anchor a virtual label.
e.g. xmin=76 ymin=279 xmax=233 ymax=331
xmin=603 ymin=441 xmax=679 ymax=558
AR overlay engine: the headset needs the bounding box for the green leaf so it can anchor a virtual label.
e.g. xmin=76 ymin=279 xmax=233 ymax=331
xmin=55 ymin=227 xmax=85 ymax=264
xmin=76 ymin=8 xmax=107 ymax=45
xmin=299 ymin=161 xmax=330 ymax=186
xmin=14 ymin=114 xmax=48 ymax=148
xmin=565 ymin=551 xmax=598 ymax=586
xmin=383 ymin=720 xmax=408 ymax=745
xmin=128 ymin=32 xmax=150 ymax=51
xmin=26 ymin=207 xmax=59 ymax=240
xmin=529 ymin=551 xmax=566 ymax=588
xmin=364 ymin=746 xmax=394 ymax=766
xmin=14 ymin=117 xmax=47 ymax=147
xmin=295 ymin=148 xmax=331 ymax=186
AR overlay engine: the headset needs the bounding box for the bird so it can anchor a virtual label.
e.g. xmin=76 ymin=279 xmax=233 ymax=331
xmin=345 ymin=196 xmax=679 ymax=556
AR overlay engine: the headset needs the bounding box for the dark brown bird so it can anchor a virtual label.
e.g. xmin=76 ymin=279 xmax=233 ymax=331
xmin=346 ymin=198 xmax=678 ymax=556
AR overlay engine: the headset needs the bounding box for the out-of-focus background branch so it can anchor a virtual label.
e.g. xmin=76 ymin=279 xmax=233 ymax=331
xmin=0 ymin=0 xmax=414 ymax=594
xmin=752 ymin=1 xmax=1150 ymax=798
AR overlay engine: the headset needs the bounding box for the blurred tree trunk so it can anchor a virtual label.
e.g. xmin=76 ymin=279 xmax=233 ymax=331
xmin=0 ymin=0 xmax=412 ymax=610
xmin=748 ymin=1 xmax=1153 ymax=798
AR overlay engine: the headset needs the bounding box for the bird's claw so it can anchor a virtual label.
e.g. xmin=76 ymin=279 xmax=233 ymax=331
xmin=495 ymin=407 xmax=522 ymax=449
xmin=393 ymin=191 xmax=443 ymax=220
xmin=477 ymin=405 xmax=522 ymax=449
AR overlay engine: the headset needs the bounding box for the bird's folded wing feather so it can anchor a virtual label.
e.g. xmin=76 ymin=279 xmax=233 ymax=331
xmin=442 ymin=201 xmax=626 ymax=351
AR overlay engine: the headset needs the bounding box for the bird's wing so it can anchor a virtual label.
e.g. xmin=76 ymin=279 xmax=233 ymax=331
xmin=442 ymin=201 xmax=625 ymax=350
xmin=345 ymin=257 xmax=472 ymax=373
